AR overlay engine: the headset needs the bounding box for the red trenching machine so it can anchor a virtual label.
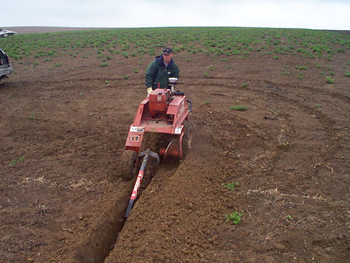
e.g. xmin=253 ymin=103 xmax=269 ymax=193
xmin=121 ymin=78 xmax=192 ymax=217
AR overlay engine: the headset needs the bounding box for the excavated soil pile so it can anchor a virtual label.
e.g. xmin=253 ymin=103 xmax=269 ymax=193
xmin=0 ymin=28 xmax=349 ymax=262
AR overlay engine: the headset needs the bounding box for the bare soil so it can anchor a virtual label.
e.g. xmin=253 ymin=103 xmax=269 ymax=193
xmin=0 ymin=28 xmax=350 ymax=263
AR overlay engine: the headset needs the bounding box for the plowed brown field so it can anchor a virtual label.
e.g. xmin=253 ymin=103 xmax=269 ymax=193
xmin=0 ymin=28 xmax=349 ymax=263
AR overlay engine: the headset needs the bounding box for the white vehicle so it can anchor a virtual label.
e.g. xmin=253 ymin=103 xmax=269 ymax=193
xmin=0 ymin=28 xmax=17 ymax=37
xmin=0 ymin=49 xmax=13 ymax=82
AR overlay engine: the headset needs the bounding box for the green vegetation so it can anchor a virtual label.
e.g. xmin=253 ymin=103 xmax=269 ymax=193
xmin=9 ymin=157 xmax=24 ymax=166
xmin=1 ymin=27 xmax=349 ymax=63
xmin=209 ymin=65 xmax=217 ymax=71
xmin=296 ymin=65 xmax=308 ymax=70
xmin=269 ymin=109 xmax=277 ymax=115
xmin=222 ymin=182 xmax=239 ymax=191
xmin=326 ymin=77 xmax=335 ymax=84
xmin=230 ymin=106 xmax=248 ymax=111
xmin=1 ymin=27 xmax=348 ymax=85
xmin=29 ymin=113 xmax=36 ymax=120
xmin=225 ymin=210 xmax=244 ymax=224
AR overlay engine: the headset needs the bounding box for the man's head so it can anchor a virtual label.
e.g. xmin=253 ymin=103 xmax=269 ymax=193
xmin=162 ymin=47 xmax=173 ymax=63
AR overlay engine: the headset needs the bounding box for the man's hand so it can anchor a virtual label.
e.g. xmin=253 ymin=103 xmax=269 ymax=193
xmin=147 ymin=87 xmax=153 ymax=94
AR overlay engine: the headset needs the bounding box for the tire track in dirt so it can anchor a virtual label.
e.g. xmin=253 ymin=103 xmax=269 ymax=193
xmin=219 ymin=80 xmax=350 ymax=261
xmin=251 ymin=82 xmax=349 ymax=204
xmin=183 ymin=75 xmax=350 ymax=103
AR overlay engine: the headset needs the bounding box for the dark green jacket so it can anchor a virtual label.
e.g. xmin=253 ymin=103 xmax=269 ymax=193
xmin=145 ymin=56 xmax=179 ymax=89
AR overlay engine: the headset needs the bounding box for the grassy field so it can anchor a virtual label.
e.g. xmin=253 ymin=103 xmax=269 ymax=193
xmin=2 ymin=27 xmax=349 ymax=63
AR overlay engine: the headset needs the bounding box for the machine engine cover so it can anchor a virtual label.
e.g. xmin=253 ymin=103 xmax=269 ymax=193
xmin=149 ymin=90 xmax=168 ymax=117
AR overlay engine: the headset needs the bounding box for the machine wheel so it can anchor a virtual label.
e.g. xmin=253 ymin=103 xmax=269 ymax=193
xmin=118 ymin=150 xmax=139 ymax=181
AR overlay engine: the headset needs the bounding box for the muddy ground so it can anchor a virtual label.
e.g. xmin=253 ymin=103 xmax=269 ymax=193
xmin=0 ymin=28 xmax=350 ymax=262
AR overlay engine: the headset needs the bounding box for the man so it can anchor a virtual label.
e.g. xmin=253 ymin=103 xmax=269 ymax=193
xmin=145 ymin=47 xmax=179 ymax=94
